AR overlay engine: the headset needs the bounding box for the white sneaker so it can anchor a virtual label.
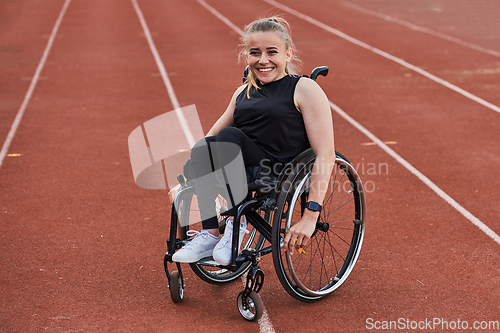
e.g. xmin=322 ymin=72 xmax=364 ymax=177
xmin=172 ymin=230 xmax=220 ymax=263
xmin=213 ymin=217 xmax=249 ymax=266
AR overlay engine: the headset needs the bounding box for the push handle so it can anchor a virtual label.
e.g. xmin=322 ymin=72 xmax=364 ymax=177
xmin=310 ymin=66 xmax=329 ymax=81
xmin=243 ymin=66 xmax=249 ymax=83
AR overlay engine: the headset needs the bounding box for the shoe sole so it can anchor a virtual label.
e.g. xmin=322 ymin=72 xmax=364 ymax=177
xmin=173 ymin=250 xmax=214 ymax=263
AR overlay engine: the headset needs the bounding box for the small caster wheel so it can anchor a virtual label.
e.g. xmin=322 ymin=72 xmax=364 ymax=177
xmin=237 ymin=290 xmax=263 ymax=322
xmin=169 ymin=270 xmax=184 ymax=303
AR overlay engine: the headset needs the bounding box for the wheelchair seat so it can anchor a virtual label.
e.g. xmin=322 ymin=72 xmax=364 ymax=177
xmin=246 ymin=165 xmax=278 ymax=193
xmin=183 ymin=155 xmax=281 ymax=194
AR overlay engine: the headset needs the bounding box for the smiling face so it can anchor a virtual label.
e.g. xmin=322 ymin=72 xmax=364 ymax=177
xmin=245 ymin=31 xmax=292 ymax=84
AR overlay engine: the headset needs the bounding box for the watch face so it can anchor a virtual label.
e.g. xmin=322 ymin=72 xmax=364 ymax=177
xmin=307 ymin=202 xmax=321 ymax=211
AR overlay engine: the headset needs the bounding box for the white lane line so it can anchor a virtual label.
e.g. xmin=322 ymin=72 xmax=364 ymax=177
xmin=198 ymin=2 xmax=276 ymax=331
xmin=0 ymin=0 xmax=72 ymax=170
xmin=130 ymin=0 xmax=196 ymax=148
xmin=257 ymin=309 xmax=275 ymax=333
xmin=341 ymin=1 xmax=500 ymax=58
xmin=198 ymin=0 xmax=500 ymax=246
xmin=330 ymin=101 xmax=500 ymax=246
xmin=240 ymin=275 xmax=276 ymax=333
xmin=263 ymin=0 xmax=500 ymax=115
xmin=197 ymin=0 xmax=244 ymax=36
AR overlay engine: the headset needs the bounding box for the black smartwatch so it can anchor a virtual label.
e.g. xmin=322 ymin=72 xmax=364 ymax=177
xmin=305 ymin=201 xmax=322 ymax=212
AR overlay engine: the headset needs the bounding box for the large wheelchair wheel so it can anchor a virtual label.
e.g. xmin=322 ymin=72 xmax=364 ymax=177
xmin=271 ymin=150 xmax=366 ymax=302
xmin=173 ymin=188 xmax=267 ymax=285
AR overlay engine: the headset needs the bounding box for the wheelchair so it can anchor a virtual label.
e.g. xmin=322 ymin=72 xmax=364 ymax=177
xmin=163 ymin=67 xmax=366 ymax=322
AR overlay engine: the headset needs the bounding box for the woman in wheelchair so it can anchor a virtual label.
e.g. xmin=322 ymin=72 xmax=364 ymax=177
xmin=172 ymin=17 xmax=335 ymax=265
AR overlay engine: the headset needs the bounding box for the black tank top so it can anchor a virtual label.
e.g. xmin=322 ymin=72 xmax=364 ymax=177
xmin=234 ymin=75 xmax=310 ymax=163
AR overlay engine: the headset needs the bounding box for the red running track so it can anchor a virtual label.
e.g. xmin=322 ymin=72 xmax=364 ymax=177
xmin=1 ymin=0 xmax=499 ymax=331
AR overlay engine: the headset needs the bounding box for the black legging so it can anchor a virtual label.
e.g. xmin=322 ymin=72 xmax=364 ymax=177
xmin=190 ymin=127 xmax=273 ymax=229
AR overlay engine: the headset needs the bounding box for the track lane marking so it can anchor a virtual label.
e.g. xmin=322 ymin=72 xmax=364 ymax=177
xmin=263 ymin=0 xmax=500 ymax=115
xmin=198 ymin=0 xmax=500 ymax=246
xmin=197 ymin=0 xmax=244 ymax=35
xmin=362 ymin=141 xmax=397 ymax=146
xmin=240 ymin=274 xmax=276 ymax=333
xmin=196 ymin=1 xmax=276 ymax=331
xmin=0 ymin=0 xmax=72 ymax=170
xmin=330 ymin=101 xmax=500 ymax=246
xmin=131 ymin=0 xmax=196 ymax=148
xmin=133 ymin=0 xmax=275 ymax=330
xmin=341 ymin=1 xmax=500 ymax=58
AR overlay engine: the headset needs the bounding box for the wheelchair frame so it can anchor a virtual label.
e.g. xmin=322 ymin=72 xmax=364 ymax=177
xmin=163 ymin=67 xmax=367 ymax=321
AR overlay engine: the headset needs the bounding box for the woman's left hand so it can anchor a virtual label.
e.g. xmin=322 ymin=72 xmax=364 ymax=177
xmin=283 ymin=213 xmax=318 ymax=255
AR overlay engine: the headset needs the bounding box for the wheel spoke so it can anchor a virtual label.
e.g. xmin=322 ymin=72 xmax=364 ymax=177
xmin=272 ymin=153 xmax=365 ymax=300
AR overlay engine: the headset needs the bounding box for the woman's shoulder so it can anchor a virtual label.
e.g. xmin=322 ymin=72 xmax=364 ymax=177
xmin=294 ymin=76 xmax=328 ymax=109
xmin=232 ymin=84 xmax=247 ymax=97
xmin=231 ymin=84 xmax=248 ymax=101
xmin=235 ymin=84 xmax=247 ymax=94
xmin=295 ymin=75 xmax=322 ymax=94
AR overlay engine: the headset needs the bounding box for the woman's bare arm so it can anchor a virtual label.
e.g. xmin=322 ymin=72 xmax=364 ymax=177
xmin=283 ymin=77 xmax=336 ymax=254
xmin=206 ymin=85 xmax=246 ymax=137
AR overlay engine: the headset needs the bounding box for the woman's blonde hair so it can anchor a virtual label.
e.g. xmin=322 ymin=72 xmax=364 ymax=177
xmin=239 ymin=16 xmax=301 ymax=98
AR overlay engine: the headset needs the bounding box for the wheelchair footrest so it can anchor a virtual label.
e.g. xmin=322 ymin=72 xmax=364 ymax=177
xmin=195 ymin=257 xmax=221 ymax=267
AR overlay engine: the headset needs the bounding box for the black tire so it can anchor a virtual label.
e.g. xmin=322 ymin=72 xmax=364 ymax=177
xmin=173 ymin=189 xmax=267 ymax=285
xmin=271 ymin=150 xmax=366 ymax=302
xmin=237 ymin=290 xmax=264 ymax=322
xmin=169 ymin=270 xmax=183 ymax=303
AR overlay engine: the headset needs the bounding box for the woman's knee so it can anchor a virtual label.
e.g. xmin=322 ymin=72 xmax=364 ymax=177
xmin=216 ymin=127 xmax=245 ymax=145
xmin=190 ymin=137 xmax=215 ymax=164
xmin=215 ymin=128 xmax=245 ymax=162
